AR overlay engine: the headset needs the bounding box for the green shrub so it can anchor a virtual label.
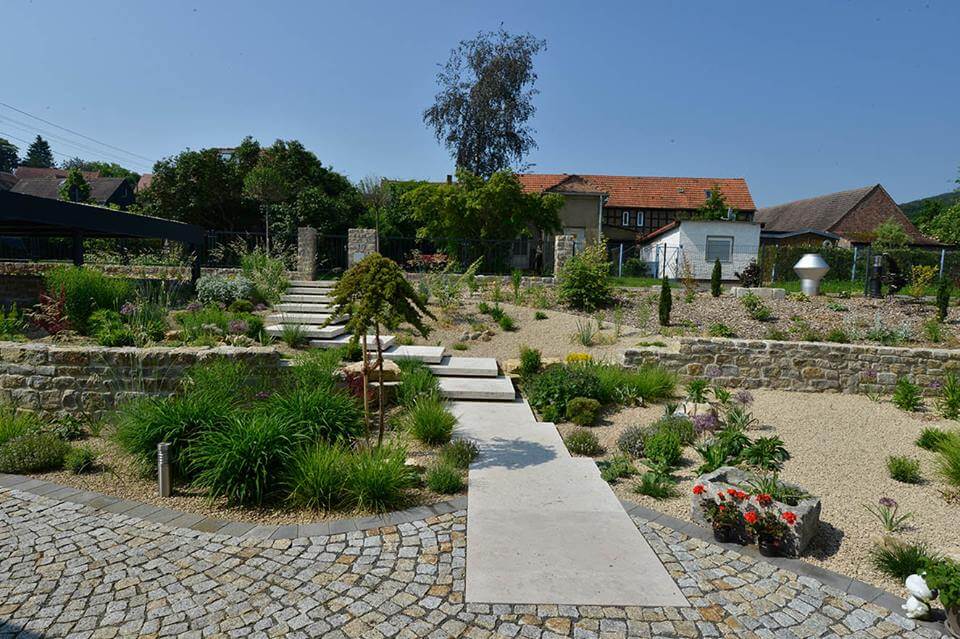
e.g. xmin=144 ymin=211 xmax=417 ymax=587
xmin=439 ymin=439 xmax=479 ymax=469
xmin=228 ymin=299 xmax=255 ymax=313
xmin=708 ymin=323 xmax=735 ymax=338
xmin=195 ymin=274 xmax=254 ymax=306
xmin=825 ymin=328 xmax=850 ymax=343
xmin=616 ymin=425 xmax=648 ymax=458
xmin=0 ymin=407 xmax=43 ymax=446
xmin=396 ymin=359 xmax=440 ymax=408
xmin=425 ymin=462 xmax=464 ymax=494
xmin=869 ymin=540 xmax=939 ymax=581
xmin=573 ymin=319 xmax=597 ymax=346
xmin=651 ymin=415 xmax=696 ymax=446
xmin=290 ymin=348 xmax=344 ymax=392
xmin=643 ymin=428 xmax=682 ymax=467
xmin=892 ymin=378 xmax=923 ymax=412
xmin=176 ymin=306 xmax=263 ymax=343
xmin=525 ymin=364 xmax=602 ymax=419
xmin=565 ymin=429 xmax=603 ymax=456
xmin=916 ymin=427 xmax=952 ymax=451
xmin=938 ymin=435 xmax=960 ymax=487
xmin=936 ymin=278 xmax=951 ymax=323
xmin=0 ymin=433 xmax=69 ymax=473
xmin=740 ymin=292 xmax=771 ymax=321
xmin=710 ymin=259 xmax=722 ymax=297
xmin=658 ymin=275 xmax=672 ymax=326
xmin=518 ymin=346 xmax=542 ymax=377
xmin=741 ymin=436 xmax=791 ymax=471
xmin=557 ymin=241 xmax=612 ymax=311
xmin=923 ymin=319 xmax=943 ymax=343
xmin=926 ymin=559 xmax=960 ymax=609
xmin=534 ymin=311 xmax=548 ymax=320
xmin=348 ymin=444 xmax=416 ymax=511
xmin=190 ymin=413 xmax=295 ymax=505
xmin=938 ymin=373 xmax=960 ymax=420
xmin=592 ymin=364 xmax=676 ymax=406
xmin=566 ymin=397 xmax=601 ymax=426
xmin=598 ymin=454 xmax=637 ymax=483
xmin=280 ymin=324 xmax=306 ymax=348
xmin=0 ymin=303 xmax=27 ymax=339
xmin=89 ymin=309 xmax=134 ymax=346
xmin=715 ymin=426 xmax=752 ymax=457
xmin=44 ymin=266 xmax=133 ymax=334
xmin=240 ymin=248 xmax=289 ymax=305
xmin=497 ymin=313 xmax=516 ymax=331
xmin=260 ymin=387 xmax=364 ymax=443
xmin=50 ymin=415 xmax=86 ymax=441
xmin=633 ymin=470 xmax=677 ymax=499
xmin=286 ymin=442 xmax=352 ymax=510
xmin=887 ymin=455 xmax=922 ymax=484
xmin=452 ymin=342 xmax=468 ymax=350
xmin=694 ymin=441 xmax=734 ymax=475
xmin=64 ymin=446 xmax=99 ymax=474
xmin=403 ymin=396 xmax=456 ymax=446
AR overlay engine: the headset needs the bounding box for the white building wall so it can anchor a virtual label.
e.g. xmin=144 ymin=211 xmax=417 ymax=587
xmin=647 ymin=221 xmax=760 ymax=280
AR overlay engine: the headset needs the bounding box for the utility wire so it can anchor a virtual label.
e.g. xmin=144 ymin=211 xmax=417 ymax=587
xmin=0 ymin=101 xmax=154 ymax=164
xmin=0 ymin=130 xmax=79 ymax=162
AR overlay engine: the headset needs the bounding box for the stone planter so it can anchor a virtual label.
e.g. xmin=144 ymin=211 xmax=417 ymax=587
xmin=947 ymin=605 xmax=960 ymax=638
xmin=691 ymin=466 xmax=821 ymax=557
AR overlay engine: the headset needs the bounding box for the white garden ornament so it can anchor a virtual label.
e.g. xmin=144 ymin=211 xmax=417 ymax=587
xmin=902 ymin=573 xmax=935 ymax=620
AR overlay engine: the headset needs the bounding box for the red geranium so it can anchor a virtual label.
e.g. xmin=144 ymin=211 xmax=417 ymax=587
xmin=692 ymin=484 xmax=706 ymax=495
xmin=743 ymin=511 xmax=759 ymax=525
xmin=727 ymin=488 xmax=737 ymax=496
xmin=782 ymin=511 xmax=797 ymax=525
xmin=734 ymin=490 xmax=747 ymax=501
xmin=755 ymin=493 xmax=773 ymax=507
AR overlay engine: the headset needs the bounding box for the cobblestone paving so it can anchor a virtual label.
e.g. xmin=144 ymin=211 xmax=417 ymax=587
xmin=0 ymin=487 xmax=948 ymax=638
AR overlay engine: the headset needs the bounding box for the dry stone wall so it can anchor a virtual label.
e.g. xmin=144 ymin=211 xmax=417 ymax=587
xmin=623 ymin=336 xmax=960 ymax=395
xmin=0 ymin=342 xmax=282 ymax=419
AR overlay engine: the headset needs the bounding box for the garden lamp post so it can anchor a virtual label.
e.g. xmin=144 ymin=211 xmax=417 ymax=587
xmin=793 ymin=254 xmax=830 ymax=296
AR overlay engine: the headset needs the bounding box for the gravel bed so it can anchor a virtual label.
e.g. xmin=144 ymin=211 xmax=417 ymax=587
xmin=556 ymin=389 xmax=960 ymax=592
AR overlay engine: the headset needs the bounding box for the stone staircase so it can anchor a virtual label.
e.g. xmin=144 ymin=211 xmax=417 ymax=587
xmin=268 ymin=280 xmax=514 ymax=400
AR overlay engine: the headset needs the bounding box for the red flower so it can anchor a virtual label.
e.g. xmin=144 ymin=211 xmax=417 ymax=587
xmin=717 ymin=493 xmax=726 ymax=501
xmin=692 ymin=484 xmax=706 ymax=495
xmin=734 ymin=490 xmax=748 ymax=501
xmin=743 ymin=511 xmax=759 ymax=525
xmin=755 ymin=493 xmax=773 ymax=507
xmin=782 ymin=512 xmax=797 ymax=525
xmin=727 ymin=488 xmax=737 ymax=496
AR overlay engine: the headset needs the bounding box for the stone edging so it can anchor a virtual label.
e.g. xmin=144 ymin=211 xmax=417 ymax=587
xmin=0 ymin=472 xmax=945 ymax=631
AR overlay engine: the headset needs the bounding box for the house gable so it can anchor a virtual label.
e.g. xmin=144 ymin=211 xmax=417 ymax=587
xmin=830 ymin=185 xmax=936 ymax=245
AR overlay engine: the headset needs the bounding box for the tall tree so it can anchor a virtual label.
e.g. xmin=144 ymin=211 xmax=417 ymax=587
xmin=58 ymin=168 xmax=91 ymax=202
xmin=871 ymin=218 xmax=911 ymax=250
xmin=0 ymin=138 xmax=18 ymax=173
xmin=424 ymin=28 xmax=546 ymax=177
xmin=695 ymin=185 xmax=733 ymax=220
xmin=21 ymin=135 xmax=55 ymax=168
xmin=61 ymin=157 xmax=140 ymax=188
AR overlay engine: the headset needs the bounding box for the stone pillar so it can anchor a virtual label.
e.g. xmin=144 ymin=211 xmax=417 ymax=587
xmin=554 ymin=234 xmax=576 ymax=274
xmin=297 ymin=227 xmax=317 ymax=280
xmin=348 ymin=228 xmax=378 ymax=267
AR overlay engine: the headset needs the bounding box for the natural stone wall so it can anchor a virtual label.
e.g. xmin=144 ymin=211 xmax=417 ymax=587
xmin=403 ymin=272 xmax=554 ymax=287
xmin=623 ymin=336 xmax=960 ymax=395
xmin=0 ymin=342 xmax=282 ymax=419
xmin=347 ymin=228 xmax=378 ymax=267
xmin=296 ymin=226 xmax=318 ymax=280
xmin=553 ymin=234 xmax=576 ymax=275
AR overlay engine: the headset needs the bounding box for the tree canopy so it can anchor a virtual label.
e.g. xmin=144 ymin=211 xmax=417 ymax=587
xmin=0 ymin=138 xmax=18 ymax=173
xmin=61 ymin=158 xmax=140 ymax=188
xmin=356 ymin=177 xmax=430 ymax=237
xmin=918 ymin=166 xmax=960 ymax=245
xmin=871 ymin=218 xmax=911 ymax=250
xmin=400 ymin=168 xmax=563 ymax=240
xmin=423 ymin=28 xmax=546 ymax=177
xmin=694 ymin=185 xmax=732 ymax=220
xmin=21 ymin=135 xmax=54 ymax=168
xmin=58 ymin=168 xmax=91 ymax=202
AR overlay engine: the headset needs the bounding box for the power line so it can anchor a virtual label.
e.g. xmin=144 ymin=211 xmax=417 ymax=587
xmin=0 ymin=130 xmax=78 ymax=162
xmin=0 ymin=101 xmax=155 ymax=164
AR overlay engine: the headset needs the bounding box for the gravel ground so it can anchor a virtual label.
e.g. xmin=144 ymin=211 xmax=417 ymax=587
xmin=611 ymin=288 xmax=959 ymax=347
xmin=556 ymin=390 xmax=960 ymax=592
xmin=30 ymin=423 xmax=461 ymax=525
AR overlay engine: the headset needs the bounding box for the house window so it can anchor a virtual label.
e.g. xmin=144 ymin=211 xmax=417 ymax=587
xmin=705 ymin=236 xmax=733 ymax=263
xmin=621 ymin=210 xmax=630 ymax=226
xmin=636 ymin=211 xmax=644 ymax=227
xmin=513 ymin=236 xmax=529 ymax=257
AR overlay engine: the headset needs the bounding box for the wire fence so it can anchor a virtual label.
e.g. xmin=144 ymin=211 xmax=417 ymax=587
xmin=607 ymin=240 xmax=684 ymax=279
xmin=378 ymin=236 xmax=543 ymax=275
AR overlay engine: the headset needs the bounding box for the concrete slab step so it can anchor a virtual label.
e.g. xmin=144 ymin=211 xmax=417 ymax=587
xmin=429 ymin=356 xmax=498 ymax=378
xmin=285 ymin=286 xmax=334 ymax=295
xmin=309 ymin=334 xmax=395 ymax=350
xmin=439 ymin=375 xmax=516 ymax=401
xmin=288 ymin=280 xmax=337 ymax=287
xmin=281 ymin=294 xmax=334 ymax=304
xmin=266 ymin=313 xmax=347 ymax=326
xmin=266 ymin=324 xmax=346 ymax=339
xmin=275 ymin=303 xmax=337 ymax=313
xmin=382 ymin=345 xmax=445 ymax=364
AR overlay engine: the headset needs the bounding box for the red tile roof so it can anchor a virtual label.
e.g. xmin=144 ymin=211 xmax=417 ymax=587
xmin=14 ymin=167 xmax=99 ymax=181
xmin=518 ymin=174 xmax=756 ymax=211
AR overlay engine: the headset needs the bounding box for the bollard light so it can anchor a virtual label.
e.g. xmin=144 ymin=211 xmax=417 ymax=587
xmin=793 ymin=253 xmax=830 ymax=296
xmin=158 ymin=442 xmax=171 ymax=497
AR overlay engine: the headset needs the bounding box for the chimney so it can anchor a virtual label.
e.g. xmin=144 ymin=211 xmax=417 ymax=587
xmin=446 ymin=174 xmax=453 ymax=184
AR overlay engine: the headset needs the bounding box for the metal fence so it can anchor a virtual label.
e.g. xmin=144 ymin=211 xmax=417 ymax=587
xmin=378 ymin=236 xmax=540 ymax=275
xmin=315 ymin=234 xmax=348 ymax=274
xmin=607 ymin=240 xmax=684 ymax=279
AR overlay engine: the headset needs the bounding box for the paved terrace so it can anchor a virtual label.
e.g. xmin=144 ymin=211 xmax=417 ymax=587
xmin=0 ymin=476 xmax=948 ymax=638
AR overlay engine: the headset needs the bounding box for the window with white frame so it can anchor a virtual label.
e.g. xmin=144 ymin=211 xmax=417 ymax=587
xmin=621 ymin=210 xmax=630 ymax=226
xmin=636 ymin=211 xmax=644 ymax=227
xmin=705 ymin=236 xmax=733 ymax=263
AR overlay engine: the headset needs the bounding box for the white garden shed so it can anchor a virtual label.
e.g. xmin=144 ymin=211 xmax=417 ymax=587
xmin=642 ymin=219 xmax=760 ymax=280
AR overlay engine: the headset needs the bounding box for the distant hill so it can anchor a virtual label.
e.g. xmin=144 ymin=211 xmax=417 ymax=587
xmin=900 ymin=190 xmax=960 ymax=220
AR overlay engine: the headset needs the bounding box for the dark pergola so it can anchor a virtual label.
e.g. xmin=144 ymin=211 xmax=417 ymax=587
xmin=0 ymin=190 xmax=205 ymax=281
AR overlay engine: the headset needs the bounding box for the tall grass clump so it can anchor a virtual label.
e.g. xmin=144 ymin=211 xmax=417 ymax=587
xmin=289 ymin=348 xmax=344 ymax=392
xmin=916 ymin=427 xmax=952 ymax=451
xmin=348 ymin=444 xmax=416 ymax=511
xmin=938 ymin=373 xmax=960 ymax=420
xmin=259 ymin=387 xmax=363 ymax=443
xmin=592 ymin=364 xmax=676 ymax=405
xmin=439 ymin=439 xmax=479 ymax=469
xmin=403 ymin=396 xmax=456 ymax=446
xmin=869 ymin=540 xmax=939 ymax=580
xmin=395 ymin=359 xmax=440 ymax=408
xmin=240 ymin=247 xmax=289 ymax=304
xmin=286 ymin=442 xmax=352 ymax=510
xmin=0 ymin=406 xmax=43 ymax=445
xmin=44 ymin=266 xmax=133 ymax=334
xmin=938 ymin=434 xmax=960 ymax=487
xmin=190 ymin=414 xmax=296 ymax=506
xmin=425 ymin=462 xmax=465 ymax=494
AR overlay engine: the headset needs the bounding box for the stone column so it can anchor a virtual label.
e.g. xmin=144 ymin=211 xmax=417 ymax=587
xmin=297 ymin=227 xmax=317 ymax=280
xmin=348 ymin=228 xmax=378 ymax=267
xmin=554 ymin=234 xmax=576 ymax=274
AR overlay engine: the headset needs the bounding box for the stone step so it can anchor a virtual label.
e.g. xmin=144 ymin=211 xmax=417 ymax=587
xmin=285 ymin=286 xmax=334 ymax=295
xmin=266 ymin=313 xmax=347 ymax=326
xmin=275 ymin=303 xmax=337 ymax=314
xmin=429 ymin=356 xmax=499 ymax=377
xmin=438 ymin=375 xmax=516 ymax=401
xmin=281 ymin=294 xmax=334 ymax=304
xmin=266 ymin=324 xmax=346 ymax=339
xmin=289 ymin=280 xmax=337 ymax=287
xmin=309 ymin=334 xmax=395 ymax=350
xmin=382 ymin=345 xmax=445 ymax=364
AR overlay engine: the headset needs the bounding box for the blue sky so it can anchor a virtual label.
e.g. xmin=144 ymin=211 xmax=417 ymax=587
xmin=4 ymin=0 xmax=958 ymax=206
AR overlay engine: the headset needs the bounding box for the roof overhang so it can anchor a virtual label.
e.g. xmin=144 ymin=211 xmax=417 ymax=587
xmin=759 ymin=228 xmax=842 ymax=241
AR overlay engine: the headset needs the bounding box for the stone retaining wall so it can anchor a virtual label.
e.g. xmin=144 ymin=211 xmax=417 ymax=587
xmin=0 ymin=342 xmax=282 ymax=418
xmin=402 ymin=272 xmax=554 ymax=287
xmin=623 ymin=336 xmax=960 ymax=395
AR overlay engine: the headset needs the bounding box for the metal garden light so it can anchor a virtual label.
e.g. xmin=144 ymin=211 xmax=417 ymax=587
xmin=158 ymin=442 xmax=171 ymax=497
xmin=793 ymin=254 xmax=830 ymax=296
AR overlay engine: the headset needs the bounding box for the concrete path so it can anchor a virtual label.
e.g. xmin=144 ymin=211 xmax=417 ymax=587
xmin=449 ymin=399 xmax=688 ymax=607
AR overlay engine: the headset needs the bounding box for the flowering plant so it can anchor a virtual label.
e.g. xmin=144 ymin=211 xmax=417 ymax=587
xmin=744 ymin=507 xmax=797 ymax=541
xmin=699 ymin=490 xmax=741 ymax=529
